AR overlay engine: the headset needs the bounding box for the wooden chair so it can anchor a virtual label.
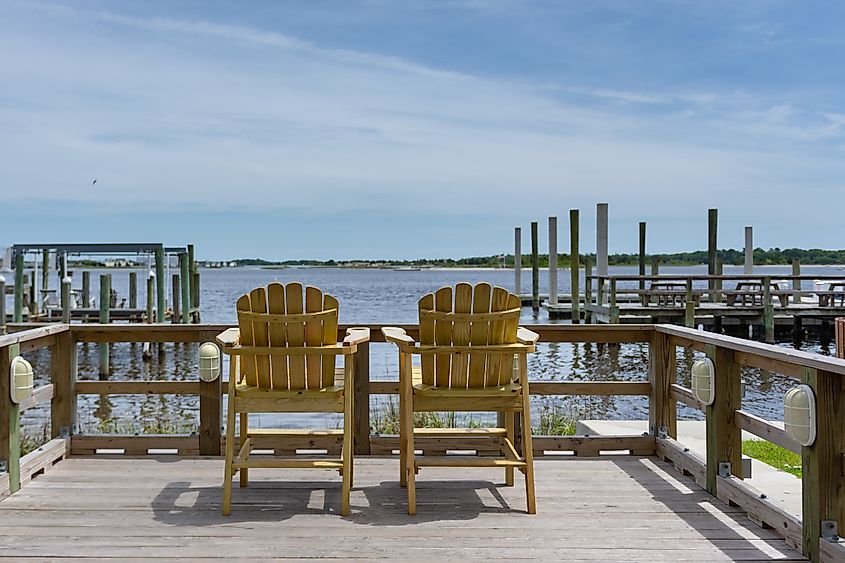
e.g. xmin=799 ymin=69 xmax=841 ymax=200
xmin=216 ymin=282 xmax=369 ymax=516
xmin=382 ymin=282 xmax=539 ymax=515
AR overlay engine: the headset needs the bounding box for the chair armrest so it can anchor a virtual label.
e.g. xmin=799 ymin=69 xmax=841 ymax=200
xmin=343 ymin=327 xmax=371 ymax=347
xmin=516 ymin=327 xmax=539 ymax=345
xmin=381 ymin=326 xmax=416 ymax=347
xmin=216 ymin=328 xmax=240 ymax=349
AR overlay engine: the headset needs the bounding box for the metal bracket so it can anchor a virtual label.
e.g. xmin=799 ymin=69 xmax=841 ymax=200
xmin=657 ymin=426 xmax=668 ymax=440
xmin=59 ymin=426 xmax=70 ymax=439
xmin=0 ymin=459 xmax=6 ymax=473
xmin=718 ymin=462 xmax=732 ymax=478
xmin=821 ymin=520 xmax=840 ymax=542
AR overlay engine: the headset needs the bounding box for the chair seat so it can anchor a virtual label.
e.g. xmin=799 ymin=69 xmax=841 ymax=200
xmin=235 ymin=382 xmax=344 ymax=399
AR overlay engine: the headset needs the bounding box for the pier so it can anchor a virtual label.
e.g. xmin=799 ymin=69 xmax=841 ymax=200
xmin=1 ymin=322 xmax=844 ymax=560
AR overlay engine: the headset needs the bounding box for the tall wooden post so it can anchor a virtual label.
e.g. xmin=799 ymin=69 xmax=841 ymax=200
xmin=835 ymin=318 xmax=844 ymax=359
xmin=192 ymin=272 xmax=201 ymax=312
xmin=800 ymin=367 xmax=845 ymax=562
xmin=41 ymin=251 xmax=50 ymax=298
xmin=531 ymin=222 xmax=540 ymax=312
xmin=179 ymin=252 xmax=190 ymax=324
xmin=13 ymin=251 xmax=23 ymax=323
xmin=198 ymin=358 xmax=222 ymax=456
xmin=27 ymin=272 xmax=36 ymax=319
xmin=59 ymin=252 xmax=67 ymax=282
xmin=51 ymin=329 xmax=76 ymax=438
xmin=744 ymin=226 xmax=753 ymax=274
xmin=1 ymin=343 xmax=21 ymax=493
xmin=129 ymin=272 xmax=138 ymax=309
xmin=144 ymin=274 xmax=155 ymax=361
xmin=708 ymin=209 xmax=718 ymax=302
xmin=99 ymin=274 xmax=110 ymax=377
xmin=514 ymin=227 xmax=522 ymax=295
xmin=763 ymin=276 xmax=774 ymax=343
xmin=171 ymin=274 xmax=181 ymax=324
xmin=548 ymin=217 xmax=558 ymax=306
xmin=61 ymin=277 xmax=71 ymax=324
xmin=596 ymin=203 xmax=608 ymax=278
xmin=569 ymin=209 xmax=580 ymax=324
xmin=154 ymin=247 xmax=166 ymax=323
xmin=609 ymin=278 xmax=619 ymax=323
xmin=584 ymin=258 xmax=593 ymax=324
xmin=649 ymin=331 xmax=677 ymax=438
xmin=81 ymin=271 xmax=90 ymax=308
xmin=705 ymin=344 xmax=743 ymax=496
xmin=685 ymin=278 xmax=695 ymax=328
xmin=638 ymin=222 xmax=646 ymax=291
xmin=0 ymin=277 xmax=6 ymax=334
xmin=792 ymin=258 xmax=801 ymax=305
xmin=651 ymin=257 xmax=659 ymax=276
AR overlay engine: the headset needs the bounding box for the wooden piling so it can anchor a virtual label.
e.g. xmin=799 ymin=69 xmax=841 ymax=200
xmin=144 ymin=274 xmax=155 ymax=361
xmin=531 ymin=222 xmax=539 ymax=312
xmin=792 ymin=258 xmax=801 ymax=304
xmin=609 ymin=278 xmax=619 ymax=323
xmin=685 ymin=278 xmax=695 ymax=328
xmin=13 ymin=251 xmax=23 ymax=322
xmin=81 ymin=271 xmax=90 ymax=308
xmin=569 ymin=209 xmax=580 ymax=324
xmin=27 ymin=272 xmax=36 ymax=318
xmin=584 ymin=258 xmax=593 ymax=324
xmin=708 ymin=208 xmax=718 ymax=302
xmin=513 ymin=227 xmax=522 ymax=295
xmin=651 ymin=257 xmax=659 ymax=276
xmin=714 ymin=257 xmax=723 ymax=303
xmin=129 ymin=272 xmax=138 ymax=309
xmin=171 ymin=274 xmax=181 ymax=324
xmin=835 ymin=318 xmax=844 ymax=359
xmin=192 ymin=272 xmax=200 ymax=312
xmin=99 ymin=274 xmax=111 ymax=376
xmin=59 ymin=252 xmax=67 ymax=281
xmin=179 ymin=252 xmax=190 ymax=324
xmin=41 ymin=250 xmax=49 ymax=299
xmin=638 ymin=222 xmax=646 ymax=291
xmin=154 ymin=247 xmax=166 ymax=323
xmin=548 ymin=217 xmax=558 ymax=306
xmin=744 ymin=226 xmax=753 ymax=274
xmin=596 ymin=203 xmax=608 ymax=278
xmin=61 ymin=277 xmax=71 ymax=324
xmin=0 ymin=277 xmax=6 ymax=334
xmin=763 ymin=276 xmax=774 ymax=343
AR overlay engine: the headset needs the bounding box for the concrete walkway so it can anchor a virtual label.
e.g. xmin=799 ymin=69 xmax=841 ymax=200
xmin=577 ymin=420 xmax=803 ymax=518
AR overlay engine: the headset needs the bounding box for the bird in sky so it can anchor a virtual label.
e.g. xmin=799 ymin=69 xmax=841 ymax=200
xmin=92 ymin=179 xmax=97 ymax=186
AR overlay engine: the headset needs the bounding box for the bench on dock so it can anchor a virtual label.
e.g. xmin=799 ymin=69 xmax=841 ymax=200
xmin=640 ymin=282 xmax=702 ymax=307
xmin=818 ymin=282 xmax=845 ymax=307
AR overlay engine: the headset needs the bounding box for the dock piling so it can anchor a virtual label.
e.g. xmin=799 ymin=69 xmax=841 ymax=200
xmin=685 ymin=278 xmax=695 ymax=328
xmin=569 ymin=209 xmax=580 ymax=324
xmin=129 ymin=272 xmax=138 ymax=309
xmin=81 ymin=271 xmax=90 ymax=308
xmin=792 ymin=258 xmax=801 ymax=304
xmin=638 ymin=222 xmax=646 ymax=291
xmin=0 ymin=277 xmax=6 ymax=334
xmin=154 ymin=247 xmax=166 ymax=324
xmin=708 ymin=209 xmax=718 ymax=303
xmin=609 ymin=278 xmax=619 ymax=323
xmin=61 ymin=277 xmax=71 ymax=324
xmin=763 ymin=276 xmax=774 ymax=343
xmin=514 ymin=227 xmax=522 ymax=295
xmin=548 ymin=217 xmax=558 ymax=306
xmin=13 ymin=251 xmax=23 ymax=322
xmin=179 ymin=252 xmax=190 ymax=324
xmin=99 ymin=274 xmax=111 ymax=377
xmin=172 ymin=274 xmax=181 ymax=324
xmin=531 ymin=222 xmax=539 ymax=312
xmin=584 ymin=258 xmax=593 ymax=323
xmin=596 ymin=203 xmax=608 ymax=278
xmin=651 ymin=257 xmax=659 ymax=276
xmin=744 ymin=226 xmax=753 ymax=274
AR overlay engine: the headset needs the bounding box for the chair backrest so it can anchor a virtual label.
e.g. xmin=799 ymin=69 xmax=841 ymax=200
xmin=236 ymin=282 xmax=339 ymax=390
xmin=418 ymin=282 xmax=521 ymax=388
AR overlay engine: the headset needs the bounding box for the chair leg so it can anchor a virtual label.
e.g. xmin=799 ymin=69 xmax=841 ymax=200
xmin=341 ymin=394 xmax=353 ymax=516
xmin=519 ymin=355 xmax=536 ymax=514
xmin=239 ymin=412 xmax=249 ymax=488
xmin=400 ymin=353 xmax=416 ymax=514
xmin=399 ymin=354 xmax=407 ymax=488
xmin=222 ymin=360 xmax=237 ymax=516
xmin=504 ymin=410 xmax=515 ymax=487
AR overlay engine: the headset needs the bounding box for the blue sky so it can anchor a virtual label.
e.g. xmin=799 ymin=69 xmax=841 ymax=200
xmin=2 ymin=1 xmax=844 ymax=260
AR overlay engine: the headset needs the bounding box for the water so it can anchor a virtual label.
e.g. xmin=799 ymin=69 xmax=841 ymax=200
xmin=18 ymin=264 xmax=842 ymax=435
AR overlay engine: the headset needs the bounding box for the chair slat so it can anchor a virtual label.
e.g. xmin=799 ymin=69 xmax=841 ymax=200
xmin=286 ymin=282 xmax=306 ymax=389
xmin=321 ymin=294 xmax=340 ymax=388
xmin=249 ymin=288 xmax=272 ymax=389
xmin=433 ymin=286 xmax=453 ymax=387
xmin=236 ymin=294 xmax=257 ymax=387
xmin=305 ymin=286 xmax=323 ymax=390
xmin=451 ymin=282 xmax=472 ymax=389
xmin=487 ymin=286 xmax=509 ymax=386
xmin=419 ymin=293 xmax=435 ymax=386
xmin=267 ymin=282 xmax=288 ymax=390
xmin=468 ymin=283 xmax=491 ymax=387
xmin=501 ymin=293 xmax=521 ymax=385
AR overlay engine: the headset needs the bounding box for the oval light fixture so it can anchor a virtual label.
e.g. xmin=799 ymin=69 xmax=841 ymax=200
xmin=10 ymin=356 xmax=34 ymax=404
xmin=198 ymin=342 xmax=221 ymax=382
xmin=784 ymin=384 xmax=816 ymax=447
xmin=691 ymin=357 xmax=715 ymax=406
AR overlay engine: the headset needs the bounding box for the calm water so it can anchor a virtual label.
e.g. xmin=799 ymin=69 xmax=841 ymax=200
xmin=19 ymin=264 xmax=843 ymax=435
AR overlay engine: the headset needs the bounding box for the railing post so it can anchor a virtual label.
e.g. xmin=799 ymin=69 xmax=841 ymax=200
xmin=609 ymin=278 xmax=619 ymax=324
xmin=800 ymin=367 xmax=845 ymax=562
xmin=99 ymin=274 xmax=111 ymax=377
xmin=51 ymin=329 xmax=77 ymax=438
xmin=531 ymin=221 xmax=539 ymax=312
xmin=353 ymin=341 xmax=370 ymax=455
xmin=1 ymin=343 xmax=21 ymax=493
xmin=569 ymin=209 xmax=580 ymax=324
xmin=171 ymin=274 xmax=181 ymax=324
xmin=705 ymin=344 xmax=743 ymax=496
xmin=61 ymin=277 xmax=71 ymax=324
xmin=179 ymin=251 xmax=190 ymax=324
xmin=14 ymin=251 xmax=24 ymax=322
xmin=154 ymin=246 xmax=166 ymax=324
xmin=129 ymin=272 xmax=138 ymax=309
xmin=0 ymin=277 xmax=6 ymax=335
xmin=763 ymin=276 xmax=774 ymax=343
xmin=597 ymin=276 xmax=605 ymax=307
xmin=792 ymin=258 xmax=801 ymax=305
xmin=648 ymin=330 xmax=676 ymax=438
xmin=685 ymin=278 xmax=695 ymax=328
xmin=836 ymin=318 xmax=844 ymax=359
xmin=584 ymin=258 xmax=593 ymax=324
xmin=199 ymin=365 xmax=222 ymax=456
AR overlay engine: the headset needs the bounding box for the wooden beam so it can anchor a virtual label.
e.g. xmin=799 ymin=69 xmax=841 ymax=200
xmin=649 ymin=331 xmax=677 ymax=438
xmin=734 ymin=409 xmax=800 ymax=454
xmin=75 ymin=381 xmax=201 ymax=394
xmin=705 ymin=344 xmax=743 ymax=495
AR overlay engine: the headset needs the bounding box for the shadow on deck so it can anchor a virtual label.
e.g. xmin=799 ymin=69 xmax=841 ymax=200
xmin=0 ymin=456 xmax=805 ymax=561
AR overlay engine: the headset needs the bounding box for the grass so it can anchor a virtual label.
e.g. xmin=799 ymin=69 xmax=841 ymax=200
xmin=742 ymin=440 xmax=802 ymax=478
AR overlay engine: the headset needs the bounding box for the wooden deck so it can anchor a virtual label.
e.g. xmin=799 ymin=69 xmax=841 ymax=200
xmin=0 ymin=456 xmax=805 ymax=561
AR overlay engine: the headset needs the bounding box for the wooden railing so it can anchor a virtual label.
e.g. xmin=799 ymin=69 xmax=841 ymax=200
xmin=836 ymin=317 xmax=844 ymax=359
xmin=1 ymin=322 xmax=844 ymax=562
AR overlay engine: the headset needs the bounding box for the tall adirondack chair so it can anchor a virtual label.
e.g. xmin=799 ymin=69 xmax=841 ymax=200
xmin=216 ymin=282 xmax=369 ymax=516
xmin=382 ymin=282 xmax=539 ymax=515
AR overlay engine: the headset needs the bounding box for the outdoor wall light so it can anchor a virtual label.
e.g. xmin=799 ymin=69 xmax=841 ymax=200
xmin=691 ymin=357 xmax=715 ymax=406
xmin=784 ymin=384 xmax=816 ymax=447
xmin=198 ymin=342 xmax=221 ymax=382
xmin=10 ymin=356 xmax=34 ymax=404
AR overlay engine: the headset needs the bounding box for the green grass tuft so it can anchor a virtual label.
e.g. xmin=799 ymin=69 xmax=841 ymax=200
xmin=742 ymin=440 xmax=802 ymax=478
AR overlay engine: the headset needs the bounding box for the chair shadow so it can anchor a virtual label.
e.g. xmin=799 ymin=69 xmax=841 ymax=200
xmin=613 ymin=457 xmax=804 ymax=561
xmin=152 ymin=478 xmax=520 ymax=526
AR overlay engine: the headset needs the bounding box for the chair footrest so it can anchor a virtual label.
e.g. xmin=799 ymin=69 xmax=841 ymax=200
xmin=247 ymin=429 xmax=345 ymax=437
xmin=413 ymin=427 xmax=507 ymax=437
xmin=414 ymin=456 xmax=525 ymax=468
xmin=232 ymin=458 xmax=344 ymax=470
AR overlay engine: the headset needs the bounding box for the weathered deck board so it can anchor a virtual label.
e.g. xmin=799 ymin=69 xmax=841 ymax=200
xmin=0 ymin=457 xmax=805 ymax=561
